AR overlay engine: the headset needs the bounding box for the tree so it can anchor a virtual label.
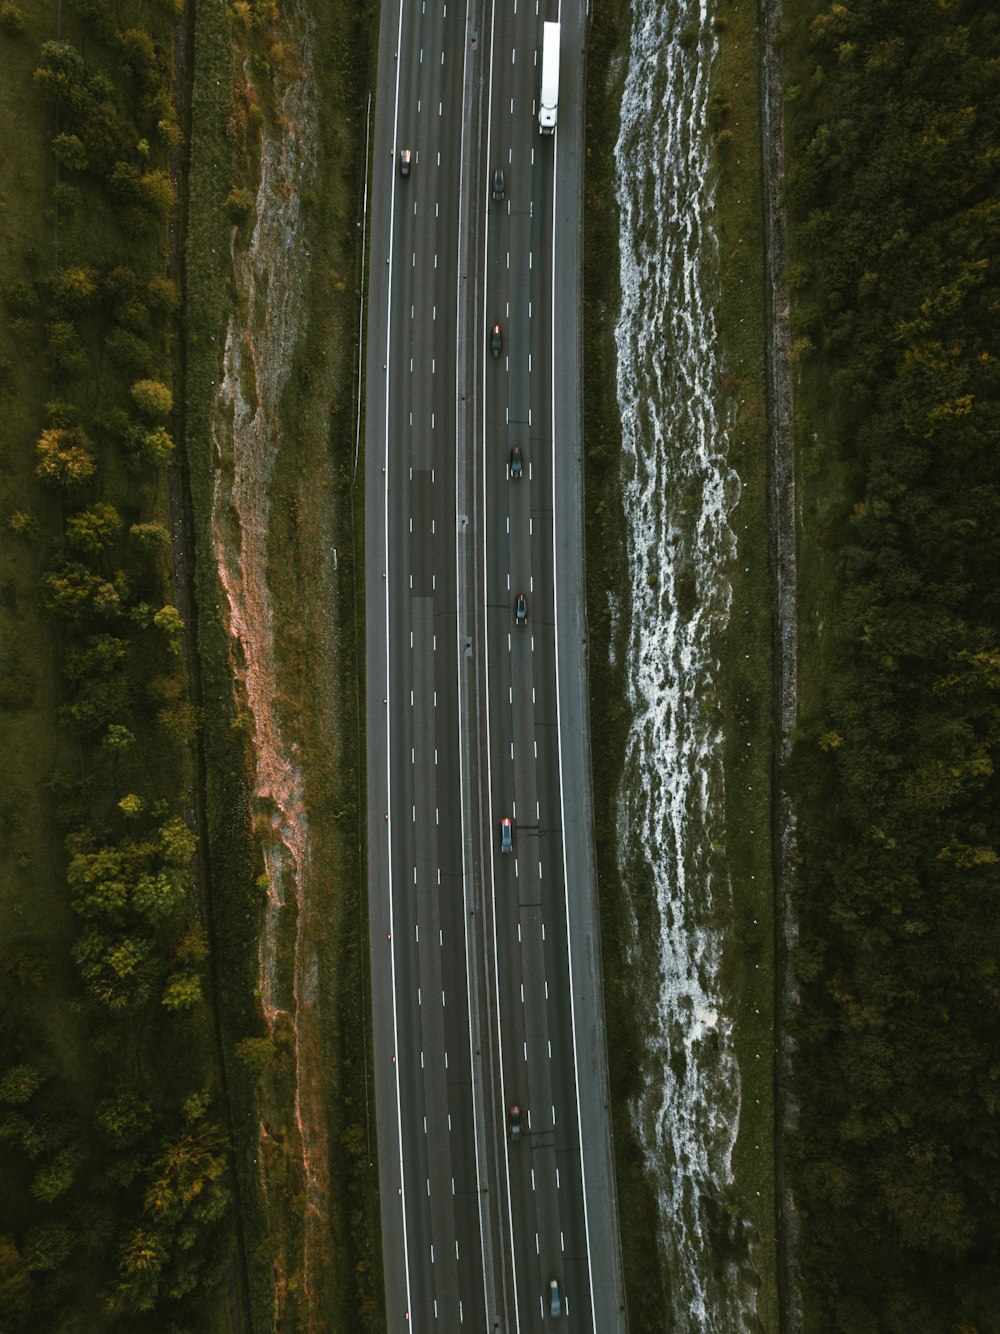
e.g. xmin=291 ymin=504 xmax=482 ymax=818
xmin=102 ymin=723 xmax=135 ymax=751
xmin=159 ymin=818 xmax=195 ymax=868
xmin=42 ymin=563 xmax=126 ymax=621
xmin=23 ymin=1221 xmax=74 ymax=1273
xmin=234 ymin=1036 xmax=276 ymax=1074
xmin=145 ymin=275 xmax=178 ymax=315
xmin=51 ymin=132 xmax=89 ymax=172
xmin=9 ymin=510 xmax=37 ymax=536
xmin=128 ymin=424 xmax=174 ymax=467
xmin=129 ymin=521 xmax=171 ymax=554
xmin=106 ymin=327 xmax=155 ymax=375
xmin=0 ymin=1065 xmax=43 ymax=1105
xmin=153 ymin=604 xmax=183 ymax=652
xmin=65 ymin=501 xmax=122 ymax=553
xmin=114 ymin=1228 xmax=166 ymax=1313
xmin=0 ymin=1237 xmax=32 ymax=1323
xmin=33 ymin=41 xmax=88 ymax=108
xmin=118 ymin=793 xmax=144 ymax=818
xmin=137 ymin=170 xmax=174 ymax=218
xmin=95 ymin=1090 xmax=152 ymax=1146
xmin=130 ymin=378 xmax=172 ymax=420
xmin=0 ymin=3 xmax=26 ymax=36
xmin=72 ymin=927 xmax=153 ymax=1010
xmin=133 ymin=870 xmax=183 ymax=924
xmin=47 ymin=318 xmax=89 ymax=375
xmin=162 ymin=971 xmax=202 ymax=1011
xmin=31 ymin=1144 xmax=81 ymax=1202
xmin=35 ymin=425 xmax=95 ymax=486
xmin=62 ymin=633 xmax=128 ymax=681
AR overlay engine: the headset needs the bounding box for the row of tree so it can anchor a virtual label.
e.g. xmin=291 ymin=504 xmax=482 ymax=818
xmin=1 ymin=5 xmax=235 ymax=1329
xmin=784 ymin=1 xmax=1000 ymax=1329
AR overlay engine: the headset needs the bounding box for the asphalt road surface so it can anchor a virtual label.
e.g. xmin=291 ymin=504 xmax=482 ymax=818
xmin=365 ymin=3 xmax=627 ymax=1329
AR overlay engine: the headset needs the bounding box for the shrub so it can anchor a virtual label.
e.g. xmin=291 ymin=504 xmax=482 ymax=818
xmin=224 ymin=186 xmax=254 ymax=224
xmin=0 ymin=2 xmax=26 ymax=35
xmin=130 ymin=379 xmax=173 ymax=420
xmin=35 ymin=426 xmax=96 ymax=487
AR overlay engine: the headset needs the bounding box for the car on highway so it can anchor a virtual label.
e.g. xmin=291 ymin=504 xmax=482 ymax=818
xmin=515 ymin=593 xmax=527 ymax=624
xmin=491 ymin=323 xmax=502 ymax=357
xmin=508 ymin=1104 xmax=522 ymax=1140
xmin=509 ymin=445 xmax=523 ymax=479
xmin=399 ymin=148 xmax=411 ymax=175
xmin=493 ymin=168 xmax=505 ymax=200
xmin=500 ymin=817 xmax=513 ymax=852
xmin=549 ymin=1279 xmax=562 ymax=1317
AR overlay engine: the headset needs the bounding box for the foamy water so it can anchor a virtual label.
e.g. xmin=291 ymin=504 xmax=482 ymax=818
xmin=614 ymin=1 xmax=755 ymax=1327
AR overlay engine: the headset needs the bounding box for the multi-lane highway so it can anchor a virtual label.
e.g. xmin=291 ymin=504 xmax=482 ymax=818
xmin=365 ymin=2 xmax=627 ymax=1328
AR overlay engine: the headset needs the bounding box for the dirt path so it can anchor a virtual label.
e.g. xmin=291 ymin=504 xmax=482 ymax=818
xmin=756 ymin=0 xmax=801 ymax=1329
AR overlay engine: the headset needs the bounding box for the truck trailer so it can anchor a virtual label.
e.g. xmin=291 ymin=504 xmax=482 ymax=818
xmin=538 ymin=21 xmax=560 ymax=134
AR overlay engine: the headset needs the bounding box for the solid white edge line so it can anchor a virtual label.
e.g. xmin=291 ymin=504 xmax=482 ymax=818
xmin=385 ymin=1 xmax=415 ymax=1326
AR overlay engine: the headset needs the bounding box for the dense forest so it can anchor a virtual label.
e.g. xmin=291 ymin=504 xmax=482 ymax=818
xmin=0 ymin=2 xmax=235 ymax=1328
xmin=783 ymin=1 xmax=1000 ymax=1329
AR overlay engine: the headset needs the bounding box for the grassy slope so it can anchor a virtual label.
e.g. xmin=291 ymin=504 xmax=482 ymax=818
xmin=711 ymin=1 xmax=779 ymax=1327
xmin=183 ymin=0 xmax=382 ymax=1328
xmin=582 ymin=0 xmax=778 ymax=1328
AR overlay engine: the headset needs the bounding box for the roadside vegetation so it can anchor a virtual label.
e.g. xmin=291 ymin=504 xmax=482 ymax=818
xmin=583 ymin=1 xmax=777 ymax=1328
xmin=782 ymin=1 xmax=1000 ymax=1327
xmin=710 ymin=0 xmax=780 ymax=1326
xmin=183 ymin=0 xmax=381 ymax=1329
xmin=0 ymin=2 xmax=234 ymax=1328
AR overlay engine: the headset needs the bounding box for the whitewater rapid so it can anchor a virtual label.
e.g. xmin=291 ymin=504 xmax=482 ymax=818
xmin=614 ymin=1 xmax=754 ymax=1328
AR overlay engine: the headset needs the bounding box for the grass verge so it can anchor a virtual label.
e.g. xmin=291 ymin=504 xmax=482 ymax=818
xmin=711 ymin=0 xmax=780 ymax=1327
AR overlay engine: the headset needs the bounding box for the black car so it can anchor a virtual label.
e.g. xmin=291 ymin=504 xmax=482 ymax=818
xmin=399 ymin=148 xmax=411 ymax=176
xmin=491 ymin=323 xmax=502 ymax=357
xmin=493 ymin=168 xmax=505 ymax=200
xmin=508 ymin=1104 xmax=522 ymax=1141
xmin=509 ymin=445 xmax=523 ymax=479
xmin=515 ymin=593 xmax=527 ymax=624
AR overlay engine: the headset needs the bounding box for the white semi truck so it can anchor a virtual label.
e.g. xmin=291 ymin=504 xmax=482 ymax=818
xmin=538 ymin=21 xmax=560 ymax=134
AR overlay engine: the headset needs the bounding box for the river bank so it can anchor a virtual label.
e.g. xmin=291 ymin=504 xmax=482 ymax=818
xmin=584 ymin=0 xmax=779 ymax=1327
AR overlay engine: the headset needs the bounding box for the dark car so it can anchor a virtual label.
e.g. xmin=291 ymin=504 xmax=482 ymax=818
xmin=509 ymin=445 xmax=523 ymax=479
xmin=508 ymin=1104 xmax=522 ymax=1141
xmin=500 ymin=817 xmax=513 ymax=853
xmin=515 ymin=593 xmax=527 ymax=624
xmin=491 ymin=323 xmax=502 ymax=357
xmin=399 ymin=148 xmax=411 ymax=176
xmin=549 ymin=1279 xmax=562 ymax=1318
xmin=493 ymin=168 xmax=505 ymax=200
